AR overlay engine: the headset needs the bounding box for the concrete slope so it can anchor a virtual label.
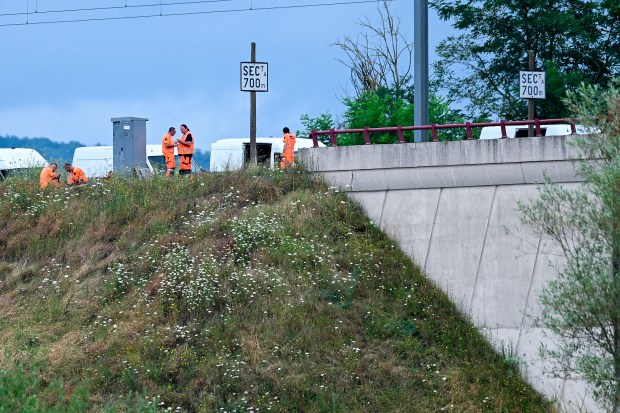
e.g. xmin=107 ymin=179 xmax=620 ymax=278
xmin=300 ymin=136 xmax=601 ymax=413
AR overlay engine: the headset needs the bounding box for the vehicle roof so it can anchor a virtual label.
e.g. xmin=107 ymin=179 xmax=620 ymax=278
xmin=211 ymin=137 xmax=324 ymax=150
xmin=146 ymin=144 xmax=172 ymax=156
xmin=479 ymin=123 xmax=592 ymax=139
xmin=73 ymin=146 xmax=112 ymax=154
xmin=74 ymin=145 xmax=171 ymax=157
xmin=0 ymin=148 xmax=48 ymax=169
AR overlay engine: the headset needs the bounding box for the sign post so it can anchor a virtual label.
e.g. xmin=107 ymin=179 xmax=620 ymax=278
xmin=241 ymin=43 xmax=268 ymax=165
xmin=520 ymin=50 xmax=545 ymax=137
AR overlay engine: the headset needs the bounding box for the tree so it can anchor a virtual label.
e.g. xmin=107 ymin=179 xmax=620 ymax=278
xmin=518 ymin=78 xmax=620 ymax=412
xmin=339 ymin=85 xmax=469 ymax=144
xmin=333 ymin=0 xmax=412 ymax=97
xmin=296 ymin=113 xmax=336 ymax=146
xmin=326 ymin=1 xmax=473 ymax=144
xmin=0 ymin=135 xmax=84 ymax=164
xmin=431 ymin=0 xmax=620 ymax=121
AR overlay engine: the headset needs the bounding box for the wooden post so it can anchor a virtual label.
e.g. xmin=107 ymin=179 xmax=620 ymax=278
xmin=528 ymin=50 xmax=535 ymax=137
xmin=250 ymin=42 xmax=257 ymax=165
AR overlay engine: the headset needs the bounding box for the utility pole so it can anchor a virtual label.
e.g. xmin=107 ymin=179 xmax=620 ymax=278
xmin=414 ymin=0 xmax=429 ymax=143
xmin=250 ymin=42 xmax=257 ymax=165
xmin=528 ymin=50 xmax=535 ymax=137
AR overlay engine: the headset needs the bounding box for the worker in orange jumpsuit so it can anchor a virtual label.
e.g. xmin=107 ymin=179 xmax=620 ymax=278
xmin=39 ymin=163 xmax=61 ymax=188
xmin=64 ymin=163 xmax=88 ymax=186
xmin=177 ymin=124 xmax=195 ymax=177
xmin=280 ymin=127 xmax=296 ymax=169
xmin=162 ymin=126 xmax=178 ymax=176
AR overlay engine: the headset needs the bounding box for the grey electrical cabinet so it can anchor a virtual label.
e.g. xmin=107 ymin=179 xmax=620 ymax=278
xmin=112 ymin=117 xmax=149 ymax=177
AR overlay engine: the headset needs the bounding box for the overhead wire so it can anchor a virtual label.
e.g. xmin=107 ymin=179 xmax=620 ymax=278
xmin=0 ymin=0 xmax=385 ymax=26
xmin=0 ymin=0 xmax=242 ymax=17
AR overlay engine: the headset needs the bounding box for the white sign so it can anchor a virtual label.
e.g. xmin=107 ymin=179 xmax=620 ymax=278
xmin=241 ymin=62 xmax=268 ymax=92
xmin=520 ymin=71 xmax=546 ymax=99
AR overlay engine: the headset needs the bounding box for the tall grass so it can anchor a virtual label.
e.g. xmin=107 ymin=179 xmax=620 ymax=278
xmin=0 ymin=167 xmax=552 ymax=412
xmin=0 ymin=359 xmax=89 ymax=412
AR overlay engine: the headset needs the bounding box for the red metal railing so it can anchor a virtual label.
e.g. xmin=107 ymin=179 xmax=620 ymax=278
xmin=309 ymin=118 xmax=579 ymax=148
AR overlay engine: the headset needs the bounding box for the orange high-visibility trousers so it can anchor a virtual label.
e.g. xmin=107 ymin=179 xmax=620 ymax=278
xmin=179 ymin=154 xmax=192 ymax=176
xmin=164 ymin=154 xmax=176 ymax=176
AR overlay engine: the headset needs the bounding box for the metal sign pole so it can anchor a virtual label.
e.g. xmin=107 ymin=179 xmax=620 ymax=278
xmin=414 ymin=0 xmax=429 ymax=143
xmin=250 ymin=42 xmax=257 ymax=165
xmin=528 ymin=50 xmax=535 ymax=137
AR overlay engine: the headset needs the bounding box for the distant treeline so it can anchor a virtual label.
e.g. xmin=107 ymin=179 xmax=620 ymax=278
xmin=0 ymin=135 xmax=210 ymax=169
xmin=0 ymin=135 xmax=83 ymax=164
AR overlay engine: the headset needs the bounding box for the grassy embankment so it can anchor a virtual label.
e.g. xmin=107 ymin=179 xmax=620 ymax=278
xmin=0 ymin=168 xmax=552 ymax=412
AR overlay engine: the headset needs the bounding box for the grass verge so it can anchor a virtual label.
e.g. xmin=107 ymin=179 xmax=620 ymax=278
xmin=0 ymin=167 xmax=552 ymax=412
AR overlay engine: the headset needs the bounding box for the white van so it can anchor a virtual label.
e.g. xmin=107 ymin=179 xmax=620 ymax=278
xmin=210 ymin=137 xmax=324 ymax=172
xmin=0 ymin=148 xmax=48 ymax=181
xmin=71 ymin=146 xmax=113 ymax=178
xmin=479 ymin=123 xmax=593 ymax=139
xmin=72 ymin=145 xmax=200 ymax=178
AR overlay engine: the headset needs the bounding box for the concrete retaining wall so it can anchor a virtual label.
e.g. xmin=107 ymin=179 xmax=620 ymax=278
xmin=299 ymin=136 xmax=599 ymax=412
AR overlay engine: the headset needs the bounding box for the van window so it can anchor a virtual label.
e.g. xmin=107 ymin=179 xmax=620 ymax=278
xmin=0 ymin=168 xmax=36 ymax=181
xmin=515 ymin=128 xmax=547 ymax=138
xmin=148 ymin=155 xmax=168 ymax=173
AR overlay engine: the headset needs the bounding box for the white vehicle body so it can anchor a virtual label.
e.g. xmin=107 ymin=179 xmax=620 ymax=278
xmin=0 ymin=148 xmax=48 ymax=181
xmin=210 ymin=137 xmax=323 ymax=172
xmin=479 ymin=123 xmax=593 ymax=139
xmin=72 ymin=146 xmax=113 ymax=178
xmin=72 ymin=145 xmax=194 ymax=178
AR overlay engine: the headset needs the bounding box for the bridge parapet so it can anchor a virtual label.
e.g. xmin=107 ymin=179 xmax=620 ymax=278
xmin=302 ymin=135 xmax=585 ymax=191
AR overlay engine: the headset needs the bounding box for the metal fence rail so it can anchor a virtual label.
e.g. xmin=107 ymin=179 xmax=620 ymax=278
xmin=309 ymin=118 xmax=579 ymax=148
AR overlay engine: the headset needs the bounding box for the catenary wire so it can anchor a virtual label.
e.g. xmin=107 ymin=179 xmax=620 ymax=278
xmin=0 ymin=0 xmax=384 ymax=19
xmin=0 ymin=0 xmax=243 ymax=17
xmin=0 ymin=0 xmax=385 ymax=28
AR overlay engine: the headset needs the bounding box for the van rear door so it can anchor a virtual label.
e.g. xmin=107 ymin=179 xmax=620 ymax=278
xmin=243 ymin=143 xmax=272 ymax=167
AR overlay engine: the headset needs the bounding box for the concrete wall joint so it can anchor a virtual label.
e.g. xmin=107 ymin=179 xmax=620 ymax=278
xmin=469 ymin=185 xmax=498 ymax=318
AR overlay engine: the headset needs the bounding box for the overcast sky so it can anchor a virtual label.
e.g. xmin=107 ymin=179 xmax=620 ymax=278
xmin=0 ymin=0 xmax=454 ymax=150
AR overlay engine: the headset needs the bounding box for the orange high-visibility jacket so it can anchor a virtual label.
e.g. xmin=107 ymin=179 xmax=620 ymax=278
xmin=283 ymin=133 xmax=296 ymax=160
xmin=39 ymin=166 xmax=57 ymax=188
xmin=162 ymin=133 xmax=175 ymax=155
xmin=67 ymin=167 xmax=88 ymax=185
xmin=178 ymin=131 xmax=195 ymax=155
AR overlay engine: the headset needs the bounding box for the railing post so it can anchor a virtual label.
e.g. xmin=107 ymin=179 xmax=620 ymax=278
xmin=397 ymin=126 xmax=404 ymax=143
xmin=465 ymin=122 xmax=472 ymax=140
xmin=363 ymin=127 xmax=371 ymax=145
xmin=432 ymin=124 xmax=438 ymax=142
xmin=310 ymin=130 xmax=318 ymax=148
xmin=329 ymin=128 xmax=337 ymax=146
xmin=569 ymin=122 xmax=576 ymax=135
xmin=535 ymin=118 xmax=542 ymax=137
xmin=500 ymin=120 xmax=507 ymax=139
